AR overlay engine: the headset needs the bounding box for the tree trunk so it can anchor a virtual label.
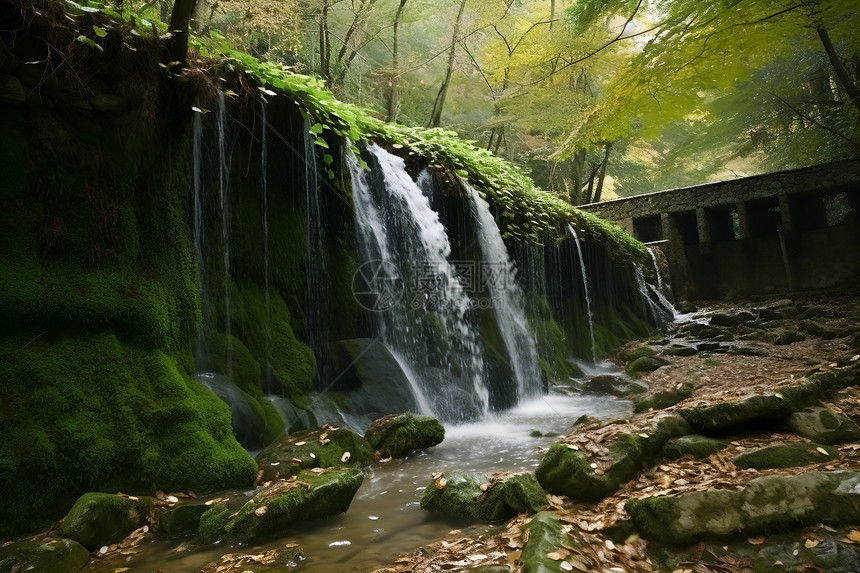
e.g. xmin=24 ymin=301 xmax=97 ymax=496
xmin=319 ymin=0 xmax=332 ymax=83
xmin=166 ymin=0 xmax=197 ymax=64
xmin=387 ymin=0 xmax=409 ymax=122
xmin=593 ymin=143 xmax=611 ymax=203
xmin=818 ymin=26 xmax=860 ymax=114
xmin=571 ymin=150 xmax=586 ymax=204
xmin=428 ymin=0 xmax=467 ymax=127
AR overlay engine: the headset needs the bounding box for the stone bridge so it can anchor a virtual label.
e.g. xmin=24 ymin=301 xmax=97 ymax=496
xmin=579 ymin=159 xmax=860 ymax=300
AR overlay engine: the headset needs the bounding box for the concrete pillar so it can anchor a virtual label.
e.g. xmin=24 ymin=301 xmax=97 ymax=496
xmin=735 ymin=200 xmax=751 ymax=239
xmin=696 ymin=207 xmax=711 ymax=244
xmin=661 ymin=212 xmax=691 ymax=301
xmin=778 ymin=194 xmax=794 ymax=234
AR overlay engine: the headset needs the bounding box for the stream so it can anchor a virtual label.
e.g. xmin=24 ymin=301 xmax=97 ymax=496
xmin=86 ymin=380 xmax=632 ymax=572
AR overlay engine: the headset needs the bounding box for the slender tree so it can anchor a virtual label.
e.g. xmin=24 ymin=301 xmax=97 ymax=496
xmin=428 ymin=0 xmax=468 ymax=127
xmin=167 ymin=0 xmax=198 ymax=63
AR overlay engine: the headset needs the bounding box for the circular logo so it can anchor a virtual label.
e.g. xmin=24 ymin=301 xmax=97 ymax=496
xmin=352 ymin=260 xmax=404 ymax=312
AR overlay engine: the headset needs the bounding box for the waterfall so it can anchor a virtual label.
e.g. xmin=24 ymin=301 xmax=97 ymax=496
xmin=303 ymin=121 xmax=328 ymax=384
xmin=469 ymin=186 xmax=541 ymax=400
xmin=216 ymin=89 xmax=233 ymax=376
xmin=192 ymin=110 xmax=207 ymax=362
xmin=568 ymin=224 xmax=597 ymax=361
xmin=635 ymin=266 xmax=675 ymax=324
xmin=647 ymin=246 xmax=663 ymax=292
xmin=348 ymin=144 xmax=488 ymax=422
xmin=261 ymin=102 xmax=273 ymax=390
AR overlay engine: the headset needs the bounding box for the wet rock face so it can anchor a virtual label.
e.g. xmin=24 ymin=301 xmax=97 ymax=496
xmin=661 ymin=434 xmax=727 ymax=460
xmin=626 ymin=471 xmax=860 ymax=545
xmin=0 ymin=538 xmax=90 ymax=573
xmin=420 ymin=471 xmax=546 ymax=521
xmin=255 ymin=424 xmax=374 ymax=483
xmin=60 ymin=492 xmax=152 ymax=551
xmin=199 ymin=466 xmax=364 ymax=544
xmin=364 ymin=413 xmax=445 ymax=458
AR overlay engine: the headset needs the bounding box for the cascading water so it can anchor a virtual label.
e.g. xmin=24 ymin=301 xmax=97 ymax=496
xmin=635 ymin=266 xmax=675 ymax=324
xmin=192 ymin=110 xmax=207 ymax=362
xmin=568 ymin=224 xmax=598 ymax=361
xmin=303 ymin=121 xmax=329 ymax=384
xmin=469 ymin=185 xmax=542 ymax=400
xmin=348 ymin=144 xmax=488 ymax=422
xmin=647 ymin=246 xmax=663 ymax=292
xmin=216 ymin=89 xmax=233 ymax=376
xmin=261 ymin=102 xmax=273 ymax=389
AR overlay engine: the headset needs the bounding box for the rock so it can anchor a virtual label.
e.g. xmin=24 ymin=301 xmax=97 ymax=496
xmin=661 ymin=435 xmax=727 ymax=459
xmin=536 ymin=414 xmax=690 ymax=501
xmin=159 ymin=503 xmax=211 ymax=538
xmin=731 ymin=442 xmax=838 ymax=469
xmin=626 ymin=356 xmax=668 ymax=375
xmin=520 ymin=512 xmax=571 ymax=573
xmin=201 ymin=466 xmax=364 ymax=544
xmin=787 ymin=407 xmax=860 ymax=445
xmin=633 ymin=383 xmax=694 ymax=413
xmin=328 ymin=339 xmax=422 ymax=417
xmin=663 ymin=345 xmax=697 ymax=357
xmin=420 ymin=471 xmax=546 ymax=521
xmin=627 ymin=471 xmax=860 ymax=545
xmin=255 ymin=424 xmax=374 ymax=483
xmin=60 ymin=492 xmax=152 ymax=550
xmin=364 ymin=413 xmax=445 ymax=458
xmin=798 ymin=319 xmax=845 ymax=340
xmin=759 ymin=305 xmax=799 ymax=321
xmin=0 ymin=538 xmax=89 ymax=573
xmin=754 ymin=531 xmax=860 ymax=573
xmin=580 ymin=374 xmax=647 ymax=397
xmin=681 ymin=323 xmax=725 ymax=339
xmin=775 ymin=329 xmax=805 ymax=345
xmin=620 ymin=345 xmax=655 ymax=362
xmin=675 ymin=301 xmax=697 ymax=314
xmin=709 ymin=311 xmax=755 ymax=327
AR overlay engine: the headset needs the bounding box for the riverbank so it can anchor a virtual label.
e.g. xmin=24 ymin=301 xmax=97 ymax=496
xmin=372 ymin=289 xmax=860 ymax=572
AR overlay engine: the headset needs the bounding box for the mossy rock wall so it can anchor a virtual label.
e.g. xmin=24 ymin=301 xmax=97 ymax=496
xmin=0 ymin=26 xmax=258 ymax=535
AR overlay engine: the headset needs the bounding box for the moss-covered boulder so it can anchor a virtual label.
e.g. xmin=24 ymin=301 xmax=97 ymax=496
xmin=620 ymin=345 xmax=655 ymax=362
xmin=626 ymin=355 xmax=668 ymax=375
xmin=580 ymin=374 xmax=647 ymax=397
xmin=633 ymin=383 xmax=694 ymax=413
xmin=0 ymin=538 xmax=90 ymax=573
xmin=786 ymin=407 xmax=860 ymax=445
xmin=731 ymin=442 xmax=838 ymax=469
xmin=627 ymin=471 xmax=860 ymax=545
xmin=364 ymin=413 xmax=445 ymax=458
xmin=60 ymin=492 xmax=152 ymax=550
xmin=199 ymin=466 xmax=364 ymax=544
xmin=159 ymin=503 xmax=211 ymax=538
xmin=661 ymin=435 xmax=727 ymax=460
xmin=420 ymin=471 xmax=546 ymax=521
xmin=709 ymin=311 xmax=755 ymax=327
xmin=521 ymin=511 xmax=578 ymax=573
xmin=255 ymin=424 xmax=374 ymax=483
xmin=775 ymin=329 xmax=805 ymax=345
xmin=536 ymin=414 xmax=690 ymax=500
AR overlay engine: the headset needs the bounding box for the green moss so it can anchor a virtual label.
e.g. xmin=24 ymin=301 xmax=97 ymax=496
xmin=520 ymin=512 xmax=580 ymax=573
xmin=633 ymin=383 xmax=695 ymax=413
xmin=622 ymin=345 xmax=655 ymax=362
xmin=420 ymin=471 xmax=545 ymax=521
xmin=60 ymin=492 xmax=152 ymax=550
xmin=0 ymin=331 xmax=256 ymax=536
xmin=0 ymin=538 xmax=90 ymax=573
xmin=218 ymin=467 xmax=364 ymax=544
xmin=255 ymin=426 xmax=374 ymax=482
xmin=197 ymin=504 xmax=232 ymax=544
xmin=364 ymin=413 xmax=445 ymax=458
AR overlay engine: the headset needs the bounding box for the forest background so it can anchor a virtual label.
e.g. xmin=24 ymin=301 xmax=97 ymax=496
xmin=149 ymin=0 xmax=859 ymax=202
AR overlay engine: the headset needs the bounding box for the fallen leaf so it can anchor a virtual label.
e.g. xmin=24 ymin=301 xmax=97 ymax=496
xmin=547 ymin=548 xmax=570 ymax=560
xmin=435 ymin=476 xmax=447 ymax=490
xmin=341 ymin=452 xmax=351 ymax=462
xmin=560 ymin=562 xmax=574 ymax=571
xmin=847 ymin=530 xmax=860 ymax=543
xmin=254 ymin=505 xmax=268 ymax=517
xmin=295 ymin=441 xmax=307 ymax=446
xmin=748 ymin=536 xmax=765 ymax=545
xmin=816 ymin=447 xmax=829 ymax=456
xmin=805 ymin=538 xmax=819 ymax=548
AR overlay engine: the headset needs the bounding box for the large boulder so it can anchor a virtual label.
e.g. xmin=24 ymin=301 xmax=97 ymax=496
xmin=60 ymin=492 xmax=152 ymax=550
xmin=626 ymin=356 xmax=668 ymax=375
xmin=661 ymin=435 xmax=727 ymax=460
xmin=159 ymin=503 xmax=212 ymax=538
xmin=255 ymin=424 xmax=374 ymax=483
xmin=536 ymin=414 xmax=690 ymax=501
xmin=627 ymin=471 xmax=860 ymax=545
xmin=199 ymin=466 xmax=364 ymax=544
xmin=0 ymin=538 xmax=89 ymax=573
xmin=633 ymin=383 xmax=694 ymax=413
xmin=786 ymin=407 xmax=860 ymax=444
xmin=364 ymin=413 xmax=445 ymax=458
xmin=420 ymin=471 xmax=546 ymax=521
xmin=731 ymin=442 xmax=837 ymax=469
